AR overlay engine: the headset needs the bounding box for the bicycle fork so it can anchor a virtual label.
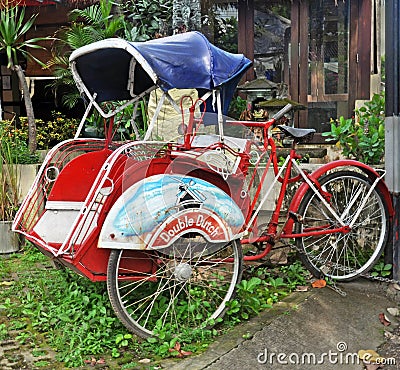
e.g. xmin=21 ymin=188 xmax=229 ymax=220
xmin=283 ymin=161 xmax=386 ymax=239
xmin=242 ymin=149 xmax=385 ymax=258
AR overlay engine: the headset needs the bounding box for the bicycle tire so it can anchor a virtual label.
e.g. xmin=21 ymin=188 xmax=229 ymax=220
xmin=295 ymin=170 xmax=389 ymax=281
xmin=107 ymin=237 xmax=242 ymax=338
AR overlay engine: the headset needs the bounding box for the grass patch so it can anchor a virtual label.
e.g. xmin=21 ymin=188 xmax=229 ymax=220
xmin=0 ymin=243 xmax=309 ymax=368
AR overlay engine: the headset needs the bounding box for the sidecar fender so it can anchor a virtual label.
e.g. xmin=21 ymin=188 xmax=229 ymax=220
xmin=98 ymin=174 xmax=245 ymax=250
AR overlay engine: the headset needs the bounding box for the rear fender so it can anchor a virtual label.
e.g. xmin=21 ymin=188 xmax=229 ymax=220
xmin=98 ymin=174 xmax=245 ymax=249
xmin=283 ymin=160 xmax=394 ymax=235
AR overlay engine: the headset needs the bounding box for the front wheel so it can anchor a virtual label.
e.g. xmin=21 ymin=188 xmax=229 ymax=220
xmin=107 ymin=236 xmax=242 ymax=338
xmin=295 ymin=170 xmax=389 ymax=281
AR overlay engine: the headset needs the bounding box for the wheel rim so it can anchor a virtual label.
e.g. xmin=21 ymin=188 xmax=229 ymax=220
xmin=110 ymin=237 xmax=241 ymax=337
xmin=298 ymin=173 xmax=387 ymax=280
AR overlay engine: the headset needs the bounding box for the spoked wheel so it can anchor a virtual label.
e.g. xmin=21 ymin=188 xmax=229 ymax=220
xmin=295 ymin=170 xmax=389 ymax=281
xmin=107 ymin=236 xmax=242 ymax=338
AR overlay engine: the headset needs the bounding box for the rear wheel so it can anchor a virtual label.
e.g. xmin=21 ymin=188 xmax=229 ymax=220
xmin=295 ymin=170 xmax=389 ymax=281
xmin=107 ymin=236 xmax=242 ymax=338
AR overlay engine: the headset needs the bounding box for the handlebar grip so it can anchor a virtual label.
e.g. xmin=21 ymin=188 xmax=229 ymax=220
xmin=272 ymin=103 xmax=293 ymax=121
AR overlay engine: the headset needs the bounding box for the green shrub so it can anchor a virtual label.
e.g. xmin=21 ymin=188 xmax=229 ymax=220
xmin=1 ymin=112 xmax=79 ymax=156
xmin=228 ymin=96 xmax=247 ymax=119
xmin=21 ymin=112 xmax=79 ymax=150
xmin=323 ymin=92 xmax=385 ymax=165
xmin=0 ymin=121 xmax=39 ymax=164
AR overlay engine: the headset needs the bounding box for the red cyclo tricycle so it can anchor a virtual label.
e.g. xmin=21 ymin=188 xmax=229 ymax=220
xmin=13 ymin=31 xmax=393 ymax=338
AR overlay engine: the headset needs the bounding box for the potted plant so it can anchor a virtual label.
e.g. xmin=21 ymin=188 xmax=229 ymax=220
xmin=0 ymin=132 xmax=20 ymax=253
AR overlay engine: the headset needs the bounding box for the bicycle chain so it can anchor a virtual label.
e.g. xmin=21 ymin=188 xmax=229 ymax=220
xmin=283 ymin=241 xmax=400 ymax=297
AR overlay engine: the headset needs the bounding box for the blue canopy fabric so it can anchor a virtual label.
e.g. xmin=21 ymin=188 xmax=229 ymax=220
xmin=70 ymin=32 xmax=252 ymax=114
xmin=133 ymin=32 xmax=251 ymax=91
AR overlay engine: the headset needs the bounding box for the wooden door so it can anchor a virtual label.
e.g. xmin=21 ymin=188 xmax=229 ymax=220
xmin=290 ymin=0 xmax=371 ymax=137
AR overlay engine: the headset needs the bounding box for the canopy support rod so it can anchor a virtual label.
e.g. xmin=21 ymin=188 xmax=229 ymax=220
xmin=74 ymin=94 xmax=95 ymax=139
xmin=216 ymin=89 xmax=224 ymax=143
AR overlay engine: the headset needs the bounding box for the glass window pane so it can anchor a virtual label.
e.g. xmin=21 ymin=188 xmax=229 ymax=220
xmin=308 ymin=0 xmax=350 ymax=96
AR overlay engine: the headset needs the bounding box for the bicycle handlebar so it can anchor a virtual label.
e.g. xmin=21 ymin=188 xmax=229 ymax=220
xmin=272 ymin=103 xmax=293 ymax=121
xmin=227 ymin=103 xmax=293 ymax=130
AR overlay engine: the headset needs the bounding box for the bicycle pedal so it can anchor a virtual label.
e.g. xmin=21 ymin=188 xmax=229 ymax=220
xmin=289 ymin=211 xmax=303 ymax=223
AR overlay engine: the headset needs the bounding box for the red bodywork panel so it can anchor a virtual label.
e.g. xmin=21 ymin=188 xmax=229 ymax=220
xmin=48 ymin=149 xmax=113 ymax=202
xmin=68 ymin=154 xmax=249 ymax=279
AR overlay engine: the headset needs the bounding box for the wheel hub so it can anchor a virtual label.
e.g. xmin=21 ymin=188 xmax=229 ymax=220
xmin=174 ymin=263 xmax=192 ymax=282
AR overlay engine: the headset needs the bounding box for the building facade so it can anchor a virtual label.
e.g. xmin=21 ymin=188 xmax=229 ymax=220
xmin=0 ymin=0 xmax=383 ymax=139
xmin=237 ymin=0 xmax=383 ymax=141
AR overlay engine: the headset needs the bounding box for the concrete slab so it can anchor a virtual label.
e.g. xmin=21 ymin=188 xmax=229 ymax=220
xmin=162 ymin=280 xmax=399 ymax=370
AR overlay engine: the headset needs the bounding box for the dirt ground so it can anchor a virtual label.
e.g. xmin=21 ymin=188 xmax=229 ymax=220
xmin=380 ymin=284 xmax=400 ymax=370
xmin=379 ymin=324 xmax=400 ymax=370
xmin=0 ymin=337 xmax=155 ymax=370
xmin=377 ymin=285 xmax=400 ymax=370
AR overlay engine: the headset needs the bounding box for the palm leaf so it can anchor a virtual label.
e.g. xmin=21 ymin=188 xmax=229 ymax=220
xmin=69 ymin=5 xmax=103 ymax=24
xmin=65 ymin=26 xmax=102 ymax=49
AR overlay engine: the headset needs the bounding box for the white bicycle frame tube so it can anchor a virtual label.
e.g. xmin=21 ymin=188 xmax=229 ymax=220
xmin=245 ymin=155 xmax=290 ymax=234
xmin=291 ymin=159 xmax=346 ymax=226
xmin=245 ymin=156 xmax=385 ymax=235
